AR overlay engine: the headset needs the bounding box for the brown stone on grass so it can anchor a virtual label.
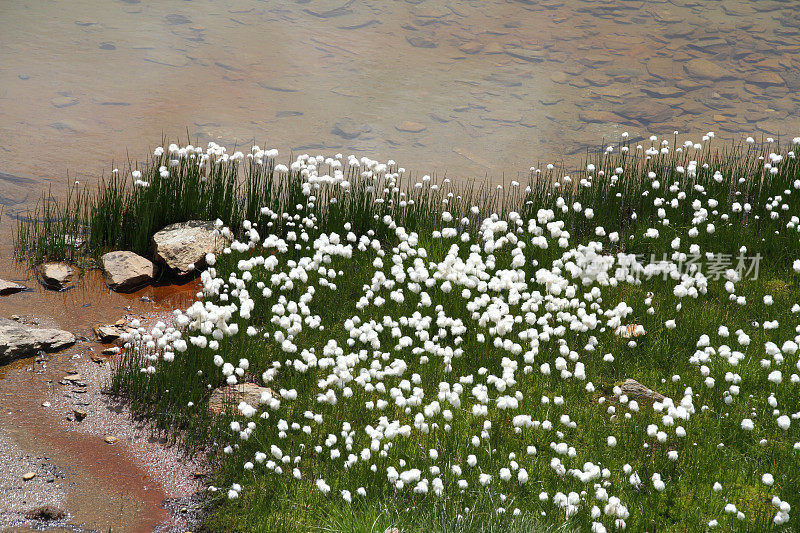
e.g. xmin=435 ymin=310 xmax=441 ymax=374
xmin=619 ymin=378 xmax=666 ymax=403
xmin=208 ymin=382 xmax=278 ymax=415
xmin=151 ymin=221 xmax=230 ymax=276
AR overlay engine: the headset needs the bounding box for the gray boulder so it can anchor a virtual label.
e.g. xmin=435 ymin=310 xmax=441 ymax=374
xmin=36 ymin=262 xmax=74 ymax=290
xmin=0 ymin=318 xmax=75 ymax=363
xmin=101 ymin=251 xmax=156 ymax=291
xmin=151 ymin=221 xmax=230 ymax=276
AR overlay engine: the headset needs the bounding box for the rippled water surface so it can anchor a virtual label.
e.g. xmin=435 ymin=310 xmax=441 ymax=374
xmin=2 ymin=0 xmax=800 ymax=208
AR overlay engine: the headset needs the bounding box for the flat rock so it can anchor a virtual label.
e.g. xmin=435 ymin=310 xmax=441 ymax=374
xmin=151 ymin=220 xmax=230 ymax=276
xmin=209 ymin=382 xmax=278 ymax=415
xmin=684 ymin=58 xmax=735 ymax=81
xmin=36 ymin=262 xmax=74 ymax=290
xmin=94 ymin=324 xmax=126 ymax=342
xmin=101 ymin=250 xmax=156 ymax=291
xmin=0 ymin=279 xmax=26 ymax=295
xmin=0 ymin=318 xmax=75 ymax=364
xmin=645 ymin=57 xmax=679 ymax=80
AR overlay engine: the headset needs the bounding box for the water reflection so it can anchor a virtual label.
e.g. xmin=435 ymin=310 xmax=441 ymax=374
xmin=1 ymin=0 xmax=799 ymax=208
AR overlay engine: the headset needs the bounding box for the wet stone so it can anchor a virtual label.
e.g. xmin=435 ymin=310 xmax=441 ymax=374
xmin=0 ymin=279 xmax=26 ymax=295
xmin=101 ymin=250 xmax=156 ymax=292
xmin=36 ymin=262 xmax=74 ymax=290
xmin=0 ymin=318 xmax=75 ymax=363
xmin=747 ymin=71 xmax=785 ymax=87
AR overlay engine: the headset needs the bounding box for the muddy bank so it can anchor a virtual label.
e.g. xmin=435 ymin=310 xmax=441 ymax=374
xmin=0 ymin=243 xmax=206 ymax=532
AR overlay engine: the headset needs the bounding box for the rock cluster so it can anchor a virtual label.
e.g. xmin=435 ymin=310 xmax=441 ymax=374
xmin=93 ymin=220 xmax=230 ymax=292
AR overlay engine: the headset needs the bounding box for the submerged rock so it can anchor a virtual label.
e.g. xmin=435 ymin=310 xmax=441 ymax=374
xmin=151 ymin=220 xmax=230 ymax=276
xmin=0 ymin=318 xmax=75 ymax=363
xmin=101 ymin=250 xmax=156 ymax=291
xmin=395 ymin=121 xmax=427 ymax=133
xmin=36 ymin=262 xmax=74 ymax=290
xmin=209 ymin=382 xmax=277 ymax=415
xmin=684 ymin=58 xmax=735 ymax=81
xmin=0 ymin=279 xmax=26 ymax=295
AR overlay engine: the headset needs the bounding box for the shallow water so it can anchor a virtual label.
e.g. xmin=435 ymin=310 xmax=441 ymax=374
xmin=2 ymin=0 xmax=800 ymax=212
